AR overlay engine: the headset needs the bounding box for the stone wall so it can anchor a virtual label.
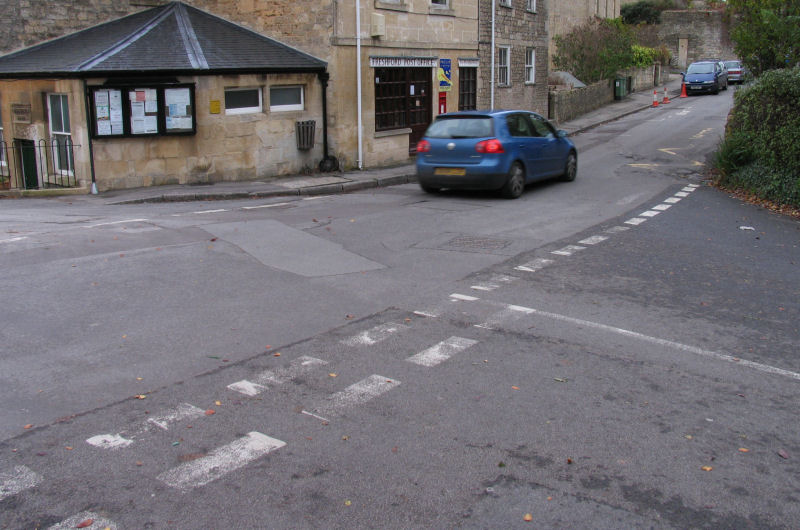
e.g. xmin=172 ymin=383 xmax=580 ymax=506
xmin=659 ymin=9 xmax=735 ymax=69
xmin=548 ymin=0 xmax=621 ymax=67
xmin=548 ymin=79 xmax=613 ymax=125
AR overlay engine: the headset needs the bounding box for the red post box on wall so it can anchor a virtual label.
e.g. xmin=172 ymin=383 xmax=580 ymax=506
xmin=438 ymin=92 xmax=447 ymax=115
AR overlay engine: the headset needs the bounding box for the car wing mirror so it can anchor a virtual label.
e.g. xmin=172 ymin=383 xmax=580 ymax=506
xmin=557 ymin=130 xmax=568 ymax=138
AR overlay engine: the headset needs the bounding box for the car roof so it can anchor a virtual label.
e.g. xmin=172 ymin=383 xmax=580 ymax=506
xmin=437 ymin=109 xmax=544 ymax=119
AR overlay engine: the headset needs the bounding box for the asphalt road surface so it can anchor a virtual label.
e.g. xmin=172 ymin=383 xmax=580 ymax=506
xmin=2 ymin=89 xmax=799 ymax=528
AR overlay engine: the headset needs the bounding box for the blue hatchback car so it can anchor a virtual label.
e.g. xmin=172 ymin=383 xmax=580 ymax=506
xmin=683 ymin=61 xmax=728 ymax=94
xmin=415 ymin=110 xmax=577 ymax=199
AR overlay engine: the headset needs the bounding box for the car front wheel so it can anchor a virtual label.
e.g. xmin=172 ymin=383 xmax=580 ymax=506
xmin=560 ymin=152 xmax=577 ymax=182
xmin=501 ymin=162 xmax=525 ymax=199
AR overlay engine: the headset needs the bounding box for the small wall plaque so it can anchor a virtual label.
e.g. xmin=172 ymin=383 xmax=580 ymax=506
xmin=11 ymin=103 xmax=31 ymax=124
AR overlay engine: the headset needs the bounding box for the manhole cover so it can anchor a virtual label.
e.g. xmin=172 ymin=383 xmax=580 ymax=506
xmin=443 ymin=235 xmax=511 ymax=251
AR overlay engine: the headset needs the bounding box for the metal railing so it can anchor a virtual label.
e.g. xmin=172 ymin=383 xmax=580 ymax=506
xmin=0 ymin=138 xmax=79 ymax=190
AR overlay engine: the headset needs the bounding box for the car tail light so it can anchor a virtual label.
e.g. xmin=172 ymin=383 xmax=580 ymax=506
xmin=475 ymin=139 xmax=504 ymax=154
xmin=416 ymin=140 xmax=431 ymax=153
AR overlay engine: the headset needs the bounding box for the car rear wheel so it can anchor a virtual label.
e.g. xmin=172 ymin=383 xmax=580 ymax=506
xmin=501 ymin=162 xmax=525 ymax=199
xmin=560 ymin=152 xmax=577 ymax=182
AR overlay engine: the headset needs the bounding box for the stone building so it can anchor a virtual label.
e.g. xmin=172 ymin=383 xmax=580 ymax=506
xmin=477 ymin=0 xmax=549 ymax=115
xmin=658 ymin=8 xmax=734 ymax=69
xmin=0 ymin=0 xmax=553 ymax=191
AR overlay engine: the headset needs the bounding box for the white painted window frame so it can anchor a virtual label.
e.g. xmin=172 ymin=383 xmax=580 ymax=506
xmin=224 ymin=87 xmax=263 ymax=115
xmin=527 ymin=0 xmax=537 ymax=12
xmin=47 ymin=93 xmax=74 ymax=175
xmin=525 ymin=48 xmax=536 ymax=84
xmin=497 ymin=46 xmax=511 ymax=86
xmin=499 ymin=0 xmax=512 ymax=7
xmin=269 ymin=85 xmax=305 ymax=112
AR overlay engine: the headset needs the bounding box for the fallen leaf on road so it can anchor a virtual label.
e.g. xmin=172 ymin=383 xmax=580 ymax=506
xmin=215 ymin=400 xmax=222 ymax=406
xmin=344 ymin=500 xmax=352 ymax=506
xmin=205 ymin=409 xmax=215 ymax=416
xmin=738 ymin=448 xmax=750 ymax=453
xmin=566 ymin=458 xmax=573 ymax=465
xmin=210 ymin=238 xmax=217 ymax=242
xmin=329 ymin=373 xmax=337 ymax=378
xmin=76 ymin=519 xmax=94 ymax=528
xmin=345 ymin=314 xmax=354 ymax=319
xmin=778 ymin=449 xmax=789 ymax=459
xmin=701 ymin=466 xmax=713 ymax=471
xmin=65 ymin=446 xmax=73 ymax=450
xmin=23 ymin=424 xmax=33 ymax=430
xmin=135 ymin=395 xmax=147 ymax=400
xmin=273 ymin=352 xmax=281 ymax=357
xmin=511 ymin=386 xmax=520 ymax=390
xmin=523 ymin=513 xmax=533 ymax=522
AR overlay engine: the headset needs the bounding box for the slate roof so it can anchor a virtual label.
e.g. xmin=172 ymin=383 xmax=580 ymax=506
xmin=0 ymin=1 xmax=326 ymax=78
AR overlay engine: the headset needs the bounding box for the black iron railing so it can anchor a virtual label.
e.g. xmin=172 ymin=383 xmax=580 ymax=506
xmin=0 ymin=138 xmax=79 ymax=190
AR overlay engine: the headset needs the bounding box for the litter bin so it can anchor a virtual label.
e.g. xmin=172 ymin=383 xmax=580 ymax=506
xmin=614 ymin=78 xmax=627 ymax=100
xmin=295 ymin=120 xmax=316 ymax=150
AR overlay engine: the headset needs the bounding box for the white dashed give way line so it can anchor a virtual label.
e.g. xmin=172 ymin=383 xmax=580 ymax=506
xmin=157 ymin=432 xmax=286 ymax=491
xmin=312 ymin=375 xmax=401 ymax=418
xmin=0 ymin=465 xmax=42 ymax=501
xmin=451 ymin=294 xmax=800 ymax=382
xmin=228 ymin=355 xmax=328 ymax=396
xmin=86 ymin=402 xmax=206 ymax=449
xmin=341 ymin=321 xmax=408 ymax=346
xmin=406 ymin=336 xmax=479 ymax=367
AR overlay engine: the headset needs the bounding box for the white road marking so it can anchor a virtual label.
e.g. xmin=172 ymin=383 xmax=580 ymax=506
xmin=228 ymin=356 xmax=328 ymax=396
xmin=450 ymin=293 xmax=479 ymax=301
xmin=318 ymin=375 xmax=401 ymax=414
xmin=157 ymin=432 xmax=286 ymax=491
xmin=407 ymin=336 xmax=479 ymax=367
xmin=471 ymin=275 xmax=515 ymax=291
xmin=413 ymin=310 xmax=439 ymax=318
xmin=86 ymin=433 xmax=134 ymax=449
xmin=82 ymin=219 xmax=149 ymax=228
xmin=0 ymin=465 xmax=42 ymax=501
xmin=579 ymin=235 xmax=609 ymax=245
xmin=625 ymin=218 xmax=647 ymax=225
xmin=241 ymin=202 xmax=293 ymax=210
xmin=193 ymin=209 xmax=228 ymax=214
xmin=301 ymin=410 xmax=332 ymax=423
xmin=342 ymin=322 xmax=407 ymax=346
xmin=675 ymin=191 xmax=690 ymax=197
xmin=664 ymin=197 xmax=682 ymax=203
xmin=515 ymin=258 xmax=554 ymax=272
xmin=0 ymin=236 xmax=28 ymax=244
xmin=475 ymin=304 xmax=533 ymax=330
xmin=605 ymin=226 xmax=630 ymax=234
xmin=88 ymin=402 xmax=208 ymax=448
xmin=652 ymin=204 xmax=672 ymax=211
xmin=503 ymin=304 xmax=800 ymax=381
xmin=147 ymin=403 xmax=205 ymax=430
xmin=551 ymin=245 xmax=586 ymax=256
xmin=681 ymin=187 xmax=696 ymax=192
xmin=639 ymin=210 xmax=661 ymax=217
xmin=48 ymin=512 xmax=118 ymax=529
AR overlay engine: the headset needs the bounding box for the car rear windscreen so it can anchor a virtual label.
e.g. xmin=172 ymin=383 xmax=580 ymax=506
xmin=425 ymin=117 xmax=493 ymax=139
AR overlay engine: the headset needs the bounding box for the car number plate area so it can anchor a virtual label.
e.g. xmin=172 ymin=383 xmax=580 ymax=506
xmin=434 ymin=167 xmax=466 ymax=176
xmin=689 ymin=85 xmax=702 ymax=89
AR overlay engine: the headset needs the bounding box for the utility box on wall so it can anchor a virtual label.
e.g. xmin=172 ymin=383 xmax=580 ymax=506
xmin=296 ymin=120 xmax=316 ymax=150
xmin=371 ymin=13 xmax=385 ymax=37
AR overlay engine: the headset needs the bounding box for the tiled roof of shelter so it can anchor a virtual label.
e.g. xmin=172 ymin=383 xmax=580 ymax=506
xmin=0 ymin=1 xmax=326 ymax=77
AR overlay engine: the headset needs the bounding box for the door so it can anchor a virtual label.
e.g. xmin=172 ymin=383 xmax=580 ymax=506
xmin=528 ymin=113 xmax=563 ymax=176
xmin=678 ymin=38 xmax=688 ymax=70
xmin=17 ymin=139 xmax=38 ymax=189
xmin=407 ymin=68 xmax=431 ymax=154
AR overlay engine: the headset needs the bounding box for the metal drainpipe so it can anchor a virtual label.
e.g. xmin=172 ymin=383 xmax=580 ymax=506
xmin=356 ymin=0 xmax=363 ymax=169
xmin=491 ymin=0 xmax=495 ymax=110
xmin=317 ymin=71 xmax=338 ymax=172
xmin=82 ymin=79 xmax=98 ymax=194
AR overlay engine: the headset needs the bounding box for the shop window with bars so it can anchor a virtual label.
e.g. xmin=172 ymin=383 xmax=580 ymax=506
xmin=459 ymin=67 xmax=477 ymax=110
xmin=375 ymin=68 xmax=408 ymax=131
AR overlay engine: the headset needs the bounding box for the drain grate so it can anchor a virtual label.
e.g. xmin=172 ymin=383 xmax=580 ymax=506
xmin=442 ymin=235 xmax=511 ymax=251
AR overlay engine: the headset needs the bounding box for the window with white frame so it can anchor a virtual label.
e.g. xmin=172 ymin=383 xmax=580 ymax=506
xmin=225 ymin=87 xmax=262 ymax=115
xmin=48 ymin=94 xmax=73 ymax=174
xmin=525 ymin=48 xmax=536 ymax=83
xmin=431 ymin=0 xmax=448 ymax=6
xmin=499 ymin=0 xmax=512 ymax=7
xmin=526 ymin=0 xmax=536 ymax=12
xmin=0 ymin=105 xmax=5 ymax=168
xmin=269 ymin=85 xmax=304 ymax=112
xmin=497 ymin=47 xmax=511 ymax=86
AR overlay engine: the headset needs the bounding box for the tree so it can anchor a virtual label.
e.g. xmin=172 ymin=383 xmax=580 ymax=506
xmin=727 ymin=0 xmax=800 ymax=76
xmin=553 ymin=18 xmax=636 ymax=83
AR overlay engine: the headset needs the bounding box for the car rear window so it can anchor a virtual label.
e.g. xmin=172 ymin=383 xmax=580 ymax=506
xmin=425 ymin=117 xmax=493 ymax=139
xmin=725 ymin=61 xmax=741 ymax=69
xmin=687 ymin=63 xmax=714 ymax=74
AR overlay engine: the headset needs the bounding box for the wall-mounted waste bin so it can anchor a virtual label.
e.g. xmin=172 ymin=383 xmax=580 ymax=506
xmin=614 ymin=78 xmax=627 ymax=100
xmin=296 ymin=120 xmax=316 ymax=150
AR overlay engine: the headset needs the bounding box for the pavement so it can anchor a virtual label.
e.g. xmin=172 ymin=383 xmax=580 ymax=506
xmin=11 ymin=75 xmax=685 ymax=205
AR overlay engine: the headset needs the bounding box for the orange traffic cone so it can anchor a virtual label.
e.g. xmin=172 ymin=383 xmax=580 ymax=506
xmin=662 ymin=86 xmax=671 ymax=104
xmin=680 ymin=82 xmax=688 ymax=98
xmin=652 ymin=90 xmax=659 ymax=108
